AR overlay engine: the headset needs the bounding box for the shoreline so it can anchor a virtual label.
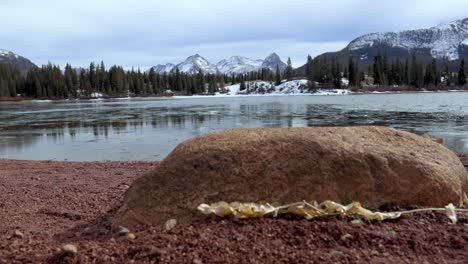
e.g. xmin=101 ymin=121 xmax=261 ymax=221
xmin=1 ymin=88 xmax=467 ymax=102
xmin=2 ymin=153 xmax=466 ymax=165
xmin=0 ymin=156 xmax=466 ymax=262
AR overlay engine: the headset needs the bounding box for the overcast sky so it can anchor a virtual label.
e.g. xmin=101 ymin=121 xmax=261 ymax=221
xmin=1 ymin=0 xmax=467 ymax=69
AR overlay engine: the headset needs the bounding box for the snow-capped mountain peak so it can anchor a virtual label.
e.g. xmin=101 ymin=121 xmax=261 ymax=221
xmin=148 ymin=52 xmax=288 ymax=75
xmin=175 ymin=54 xmax=217 ymax=75
xmin=216 ymin=56 xmax=263 ymax=75
xmin=0 ymin=48 xmax=36 ymax=72
xmin=261 ymin=53 xmax=287 ymax=71
xmin=0 ymin=48 xmax=19 ymax=59
xmin=346 ymin=17 xmax=468 ymax=60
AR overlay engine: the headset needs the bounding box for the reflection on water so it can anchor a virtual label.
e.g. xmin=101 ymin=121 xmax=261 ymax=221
xmin=1 ymin=92 xmax=468 ymax=161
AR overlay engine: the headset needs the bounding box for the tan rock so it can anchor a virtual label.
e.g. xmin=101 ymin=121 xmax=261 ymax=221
xmin=350 ymin=219 xmax=364 ymax=226
xmin=61 ymin=244 xmax=78 ymax=254
xmin=126 ymin=233 xmax=136 ymax=240
xmin=164 ymin=219 xmax=177 ymax=231
xmin=341 ymin=234 xmax=354 ymax=241
xmin=113 ymin=127 xmax=468 ymax=226
xmin=13 ymin=230 xmax=24 ymax=239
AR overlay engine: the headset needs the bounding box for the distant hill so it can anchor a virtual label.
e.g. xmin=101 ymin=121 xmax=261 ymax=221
xmin=297 ymin=18 xmax=468 ymax=74
xmin=0 ymin=49 xmax=36 ymax=72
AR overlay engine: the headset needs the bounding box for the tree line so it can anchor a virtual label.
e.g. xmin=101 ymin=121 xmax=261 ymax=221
xmin=0 ymin=54 xmax=466 ymax=99
xmin=370 ymin=53 xmax=466 ymax=88
xmin=303 ymin=53 xmax=467 ymax=89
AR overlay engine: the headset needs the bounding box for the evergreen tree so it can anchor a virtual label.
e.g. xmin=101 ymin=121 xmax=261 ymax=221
xmin=459 ymin=59 xmax=466 ymax=86
xmin=403 ymin=59 xmax=410 ymax=85
xmin=395 ymin=58 xmax=403 ymax=85
xmin=275 ymin=65 xmax=281 ymax=85
xmin=424 ymin=58 xmax=438 ymax=86
xmin=197 ymin=70 xmax=205 ymax=94
xmin=373 ymin=54 xmax=383 ymax=85
xmin=99 ymin=61 xmax=106 ymax=92
xmin=89 ymin=62 xmax=97 ymax=91
xmin=431 ymin=58 xmax=439 ymax=86
xmin=348 ymin=57 xmax=356 ymax=86
xmin=148 ymin=68 xmax=158 ymax=94
xmin=239 ymin=77 xmax=246 ymax=91
xmin=0 ymin=79 xmax=8 ymax=97
xmin=445 ymin=64 xmax=451 ymax=87
xmin=382 ymin=52 xmax=389 ymax=84
xmin=34 ymin=76 xmax=42 ymax=98
xmin=372 ymin=53 xmax=388 ymax=85
xmin=64 ymin=64 xmax=74 ymax=98
xmin=285 ymin=57 xmax=293 ymax=81
xmin=208 ymin=77 xmax=217 ymax=94
xmin=410 ymin=53 xmax=423 ymax=88
xmin=305 ymin=55 xmax=314 ymax=83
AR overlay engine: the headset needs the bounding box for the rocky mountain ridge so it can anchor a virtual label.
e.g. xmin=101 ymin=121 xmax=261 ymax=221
xmin=0 ymin=49 xmax=36 ymax=72
xmin=148 ymin=53 xmax=287 ymax=75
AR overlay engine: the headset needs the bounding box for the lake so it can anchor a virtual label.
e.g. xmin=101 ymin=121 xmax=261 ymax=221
xmin=1 ymin=92 xmax=467 ymax=161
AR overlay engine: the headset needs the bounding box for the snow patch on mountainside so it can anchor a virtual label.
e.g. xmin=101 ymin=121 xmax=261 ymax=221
xmin=0 ymin=49 xmax=19 ymax=59
xmin=0 ymin=49 xmax=9 ymax=56
xmin=347 ymin=18 xmax=468 ymax=60
xmin=216 ymin=56 xmax=263 ymax=75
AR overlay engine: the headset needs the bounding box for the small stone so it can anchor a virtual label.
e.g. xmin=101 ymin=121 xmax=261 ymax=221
xmin=193 ymin=258 xmax=203 ymax=264
xmin=165 ymin=219 xmax=177 ymax=231
xmin=116 ymin=226 xmax=130 ymax=236
xmin=14 ymin=230 xmax=24 ymax=239
xmin=61 ymin=244 xmax=78 ymax=254
xmin=126 ymin=233 xmax=136 ymax=240
xmin=328 ymin=250 xmax=346 ymax=258
xmin=350 ymin=219 xmax=364 ymax=226
xmin=340 ymin=233 xmax=353 ymax=241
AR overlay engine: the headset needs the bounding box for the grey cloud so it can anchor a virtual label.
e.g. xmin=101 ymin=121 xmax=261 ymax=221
xmin=1 ymin=0 xmax=467 ymax=69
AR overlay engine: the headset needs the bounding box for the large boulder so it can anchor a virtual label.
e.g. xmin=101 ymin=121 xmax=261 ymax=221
xmin=114 ymin=126 xmax=467 ymax=226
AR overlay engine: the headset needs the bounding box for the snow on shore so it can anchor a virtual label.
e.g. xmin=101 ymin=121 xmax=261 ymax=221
xmin=221 ymin=79 xmax=349 ymax=97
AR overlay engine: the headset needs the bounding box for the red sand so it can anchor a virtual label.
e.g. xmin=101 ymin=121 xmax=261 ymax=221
xmin=0 ymin=158 xmax=466 ymax=263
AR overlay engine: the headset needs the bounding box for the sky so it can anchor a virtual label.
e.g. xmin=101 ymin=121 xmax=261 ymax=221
xmin=1 ymin=0 xmax=467 ymax=69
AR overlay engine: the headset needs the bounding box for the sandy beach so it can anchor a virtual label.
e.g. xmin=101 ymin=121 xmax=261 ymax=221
xmin=0 ymin=157 xmax=466 ymax=263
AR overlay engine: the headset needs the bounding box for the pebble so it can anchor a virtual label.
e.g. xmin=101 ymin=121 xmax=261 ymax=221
xmin=328 ymin=250 xmax=346 ymax=258
xmin=61 ymin=244 xmax=78 ymax=254
xmin=341 ymin=233 xmax=353 ymax=241
xmin=116 ymin=226 xmax=130 ymax=236
xmin=126 ymin=233 xmax=136 ymax=240
xmin=14 ymin=230 xmax=24 ymax=239
xmin=350 ymin=219 xmax=364 ymax=226
xmin=165 ymin=219 xmax=177 ymax=231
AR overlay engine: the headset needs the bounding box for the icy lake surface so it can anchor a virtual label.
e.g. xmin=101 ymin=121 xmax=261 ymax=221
xmin=1 ymin=92 xmax=468 ymax=161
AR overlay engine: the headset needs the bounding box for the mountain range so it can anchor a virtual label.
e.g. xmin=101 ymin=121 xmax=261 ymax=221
xmin=147 ymin=53 xmax=287 ymax=75
xmin=1 ymin=18 xmax=467 ymax=75
xmin=310 ymin=18 xmax=468 ymax=68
